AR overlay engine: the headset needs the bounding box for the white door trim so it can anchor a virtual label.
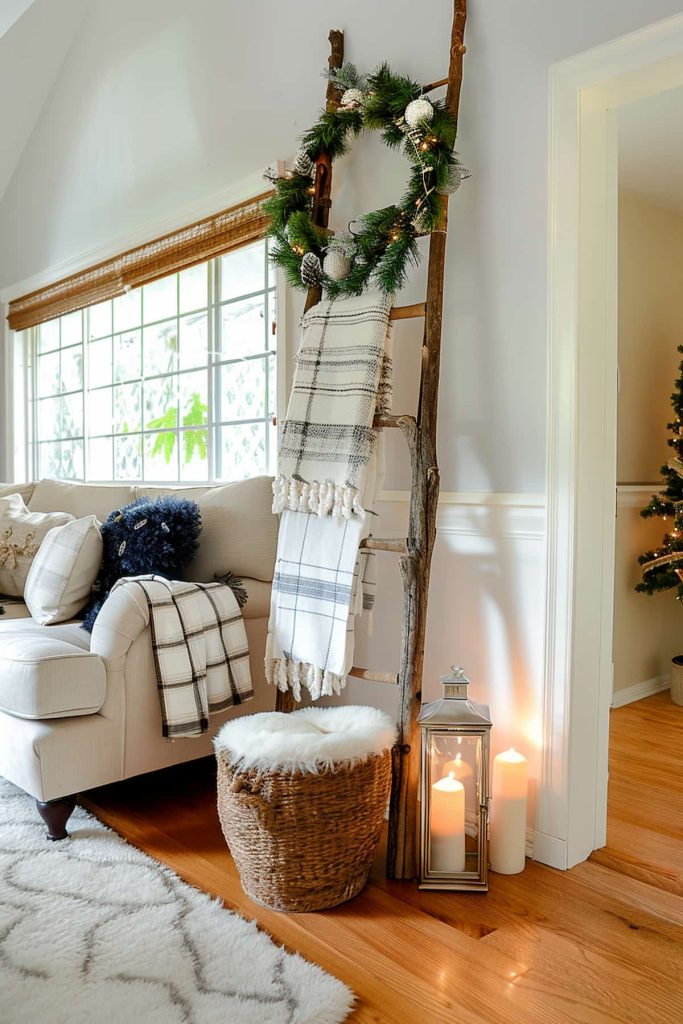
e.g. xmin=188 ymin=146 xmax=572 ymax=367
xmin=545 ymin=13 xmax=683 ymax=868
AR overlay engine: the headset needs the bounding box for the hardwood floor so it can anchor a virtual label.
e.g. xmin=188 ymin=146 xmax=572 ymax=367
xmin=83 ymin=693 xmax=683 ymax=1023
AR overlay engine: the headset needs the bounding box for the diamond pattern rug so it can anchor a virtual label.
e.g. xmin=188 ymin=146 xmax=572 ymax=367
xmin=0 ymin=778 xmax=353 ymax=1023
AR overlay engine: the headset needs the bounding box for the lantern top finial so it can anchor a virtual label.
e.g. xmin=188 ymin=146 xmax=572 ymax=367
xmin=439 ymin=665 xmax=470 ymax=699
xmin=418 ymin=664 xmax=492 ymax=729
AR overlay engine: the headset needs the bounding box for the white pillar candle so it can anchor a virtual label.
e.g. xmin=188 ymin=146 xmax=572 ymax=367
xmin=490 ymin=748 xmax=528 ymax=874
xmin=430 ymin=771 xmax=465 ymax=872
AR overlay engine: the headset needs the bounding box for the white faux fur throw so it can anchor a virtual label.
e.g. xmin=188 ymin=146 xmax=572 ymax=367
xmin=214 ymin=705 xmax=396 ymax=773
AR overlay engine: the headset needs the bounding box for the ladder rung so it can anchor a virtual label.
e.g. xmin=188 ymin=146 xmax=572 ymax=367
xmin=360 ymin=537 xmax=408 ymax=553
xmin=421 ymin=76 xmax=448 ymax=93
xmin=390 ymin=302 xmax=426 ymax=321
xmin=349 ymin=666 xmax=398 ymax=684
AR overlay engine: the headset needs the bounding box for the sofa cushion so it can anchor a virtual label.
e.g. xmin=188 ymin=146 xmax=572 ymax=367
xmin=0 ymin=600 xmax=31 ymax=621
xmin=0 ymin=483 xmax=35 ymax=504
xmin=185 ymin=477 xmax=277 ymax=584
xmin=0 ymin=620 xmax=105 ymax=720
xmin=25 ymin=516 xmax=103 ymax=625
xmin=241 ymin=578 xmax=271 ymax=620
xmin=0 ymin=495 xmax=74 ymax=597
xmin=28 ymin=480 xmax=136 ymax=522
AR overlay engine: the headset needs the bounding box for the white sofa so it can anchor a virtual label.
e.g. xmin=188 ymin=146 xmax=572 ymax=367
xmin=0 ymin=476 xmax=278 ymax=839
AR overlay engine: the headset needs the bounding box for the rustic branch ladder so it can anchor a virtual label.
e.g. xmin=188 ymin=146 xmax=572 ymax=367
xmin=276 ymin=0 xmax=467 ymax=881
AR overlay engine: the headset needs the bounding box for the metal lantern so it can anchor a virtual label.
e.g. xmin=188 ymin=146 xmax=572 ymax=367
xmin=418 ymin=666 xmax=492 ymax=891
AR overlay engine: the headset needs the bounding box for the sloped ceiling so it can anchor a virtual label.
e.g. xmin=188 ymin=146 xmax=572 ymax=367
xmin=0 ymin=0 xmax=88 ymax=204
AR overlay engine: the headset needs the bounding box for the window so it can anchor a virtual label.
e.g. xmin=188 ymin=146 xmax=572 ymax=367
xmin=20 ymin=240 xmax=278 ymax=484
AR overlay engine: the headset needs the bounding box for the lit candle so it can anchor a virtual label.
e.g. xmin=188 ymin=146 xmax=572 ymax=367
xmin=430 ymin=771 xmax=465 ymax=872
xmin=490 ymin=748 xmax=528 ymax=874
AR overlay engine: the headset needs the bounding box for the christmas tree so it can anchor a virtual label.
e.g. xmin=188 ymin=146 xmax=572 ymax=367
xmin=636 ymin=344 xmax=683 ymax=600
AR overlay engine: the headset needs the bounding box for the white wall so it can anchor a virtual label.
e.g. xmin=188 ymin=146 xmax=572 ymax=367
xmin=613 ymin=193 xmax=683 ymax=696
xmin=2 ymin=0 xmax=683 ymax=845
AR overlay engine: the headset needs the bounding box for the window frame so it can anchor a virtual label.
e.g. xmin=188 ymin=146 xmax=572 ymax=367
xmin=14 ymin=242 xmax=284 ymax=486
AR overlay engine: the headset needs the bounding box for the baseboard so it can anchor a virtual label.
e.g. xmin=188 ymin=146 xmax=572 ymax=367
xmin=611 ymin=674 xmax=670 ymax=708
xmin=530 ymin=830 xmax=568 ymax=870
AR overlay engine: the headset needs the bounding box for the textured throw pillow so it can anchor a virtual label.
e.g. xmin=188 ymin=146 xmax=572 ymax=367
xmin=0 ymin=494 xmax=74 ymax=597
xmin=24 ymin=515 xmax=103 ymax=625
xmin=82 ymin=495 xmax=202 ymax=631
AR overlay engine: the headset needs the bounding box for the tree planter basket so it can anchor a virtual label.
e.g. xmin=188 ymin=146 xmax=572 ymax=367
xmin=214 ymin=707 xmax=395 ymax=912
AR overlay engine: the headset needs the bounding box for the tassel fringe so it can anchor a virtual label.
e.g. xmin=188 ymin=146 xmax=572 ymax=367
xmin=265 ymin=657 xmax=347 ymax=702
xmin=272 ymin=475 xmax=365 ymax=520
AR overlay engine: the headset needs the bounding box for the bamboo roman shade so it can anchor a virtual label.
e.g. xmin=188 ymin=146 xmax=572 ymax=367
xmin=7 ymin=191 xmax=273 ymax=332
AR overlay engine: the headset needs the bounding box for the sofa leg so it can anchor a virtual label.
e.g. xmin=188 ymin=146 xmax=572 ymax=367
xmin=36 ymin=795 xmax=77 ymax=841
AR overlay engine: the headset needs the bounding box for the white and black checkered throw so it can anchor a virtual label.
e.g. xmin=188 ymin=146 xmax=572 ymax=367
xmin=272 ymin=292 xmax=392 ymax=519
xmin=110 ymin=575 xmax=252 ymax=738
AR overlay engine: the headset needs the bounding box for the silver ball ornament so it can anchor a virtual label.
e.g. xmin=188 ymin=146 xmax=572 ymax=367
xmin=323 ymin=250 xmax=352 ymax=282
xmin=404 ymin=97 xmax=434 ymax=127
xmin=437 ymin=164 xmax=471 ymax=196
xmin=340 ymin=88 xmax=364 ymax=109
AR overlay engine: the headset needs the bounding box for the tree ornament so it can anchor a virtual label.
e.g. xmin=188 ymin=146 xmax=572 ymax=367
xmin=405 ymin=97 xmax=434 ymax=127
xmin=300 ymin=251 xmax=323 ymax=286
xmin=340 ymin=88 xmax=364 ymax=109
xmin=437 ymin=164 xmax=471 ymax=196
xmin=293 ymin=148 xmax=315 ymax=178
xmin=323 ymin=250 xmax=352 ymax=282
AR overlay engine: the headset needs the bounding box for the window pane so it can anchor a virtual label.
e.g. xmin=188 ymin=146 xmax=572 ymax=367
xmin=60 ymin=311 xmax=82 ymax=347
xmin=220 ymin=297 xmax=266 ymax=359
xmin=144 ymin=319 xmax=178 ymax=377
xmin=60 ymin=394 xmax=83 ymax=438
xmin=219 ymin=423 xmax=266 ymax=481
xmin=113 ymin=382 xmax=142 ymax=434
xmin=145 ymin=375 xmax=178 ymax=430
xmin=60 ymin=439 xmax=84 ymax=480
xmin=88 ymin=437 xmax=113 ymax=481
xmin=115 ymin=434 xmax=142 ymax=481
xmin=145 ymin=431 xmax=178 ymax=481
xmin=38 ymin=320 xmax=59 ymax=353
xmin=39 ymin=441 xmax=61 ymax=478
xmin=220 ymin=358 xmax=266 ymax=421
xmin=143 ymin=274 xmax=177 ymax=323
xmin=88 ymin=300 xmax=112 ymax=340
xmin=179 ymin=263 xmax=208 ymax=313
xmin=180 ymin=370 xmax=208 ymax=425
xmin=113 ymin=289 xmax=141 ymax=333
xmin=88 ymin=338 xmax=113 ymax=389
xmin=179 ymin=312 xmax=208 ymax=371
xmin=114 ymin=330 xmax=141 ymax=383
xmin=37 ymin=352 xmax=60 ymax=397
xmin=60 ymin=345 xmax=83 ymax=393
xmin=87 ymin=387 xmax=113 ymax=437
xmin=38 ymin=397 xmax=61 ymax=440
xmin=221 ymin=241 xmax=265 ymax=301
xmin=180 ymin=430 xmax=209 ymax=482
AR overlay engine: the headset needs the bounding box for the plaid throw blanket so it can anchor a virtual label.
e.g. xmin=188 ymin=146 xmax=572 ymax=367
xmin=273 ymin=292 xmax=393 ymax=520
xmin=111 ymin=575 xmax=252 ymax=738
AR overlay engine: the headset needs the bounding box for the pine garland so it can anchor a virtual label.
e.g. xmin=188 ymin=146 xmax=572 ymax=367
xmin=636 ymin=344 xmax=683 ymax=600
xmin=263 ymin=61 xmax=465 ymax=299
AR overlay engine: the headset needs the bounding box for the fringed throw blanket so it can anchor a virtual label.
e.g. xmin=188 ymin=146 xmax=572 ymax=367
xmin=266 ymin=292 xmax=391 ymax=700
xmin=273 ymin=292 xmax=392 ymax=520
xmin=111 ymin=575 xmax=252 ymax=738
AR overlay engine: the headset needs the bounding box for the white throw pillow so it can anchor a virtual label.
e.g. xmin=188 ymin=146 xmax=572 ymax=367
xmin=24 ymin=515 xmax=102 ymax=624
xmin=0 ymin=494 xmax=74 ymax=597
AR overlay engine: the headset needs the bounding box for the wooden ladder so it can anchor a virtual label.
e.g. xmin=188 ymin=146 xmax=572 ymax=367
xmin=276 ymin=0 xmax=467 ymax=881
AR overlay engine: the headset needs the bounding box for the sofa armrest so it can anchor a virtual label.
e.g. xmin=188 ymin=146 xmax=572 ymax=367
xmin=89 ymin=583 xmax=150 ymax=665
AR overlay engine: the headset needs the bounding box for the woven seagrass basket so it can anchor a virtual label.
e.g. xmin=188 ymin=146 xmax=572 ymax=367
xmin=216 ymin=747 xmax=392 ymax=912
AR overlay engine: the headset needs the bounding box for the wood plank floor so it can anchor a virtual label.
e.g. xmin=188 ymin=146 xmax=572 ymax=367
xmin=83 ymin=693 xmax=683 ymax=1023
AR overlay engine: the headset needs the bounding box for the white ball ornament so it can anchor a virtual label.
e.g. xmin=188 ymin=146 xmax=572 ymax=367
xmin=323 ymin=250 xmax=352 ymax=282
xmin=340 ymin=88 xmax=364 ymax=109
xmin=404 ymin=97 xmax=434 ymax=127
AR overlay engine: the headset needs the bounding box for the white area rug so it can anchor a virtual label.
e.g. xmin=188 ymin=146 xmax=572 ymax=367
xmin=0 ymin=778 xmax=354 ymax=1024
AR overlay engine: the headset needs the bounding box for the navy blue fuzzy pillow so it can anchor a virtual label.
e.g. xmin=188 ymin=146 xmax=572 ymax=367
xmin=82 ymin=496 xmax=201 ymax=632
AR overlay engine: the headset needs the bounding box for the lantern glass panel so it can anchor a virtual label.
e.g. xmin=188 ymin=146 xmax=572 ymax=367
xmin=427 ymin=731 xmax=482 ymax=875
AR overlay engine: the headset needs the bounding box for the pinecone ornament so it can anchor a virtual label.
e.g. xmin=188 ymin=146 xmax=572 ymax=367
xmin=340 ymin=88 xmax=364 ymax=109
xmin=300 ymin=251 xmax=323 ymax=286
xmin=405 ymin=97 xmax=434 ymax=127
xmin=293 ymin=148 xmax=315 ymax=178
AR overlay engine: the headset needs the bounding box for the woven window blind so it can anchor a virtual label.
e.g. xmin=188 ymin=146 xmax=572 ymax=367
xmin=7 ymin=191 xmax=273 ymax=332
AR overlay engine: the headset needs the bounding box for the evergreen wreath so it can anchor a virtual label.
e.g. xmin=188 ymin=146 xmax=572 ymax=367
xmin=263 ymin=62 xmax=468 ymax=299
